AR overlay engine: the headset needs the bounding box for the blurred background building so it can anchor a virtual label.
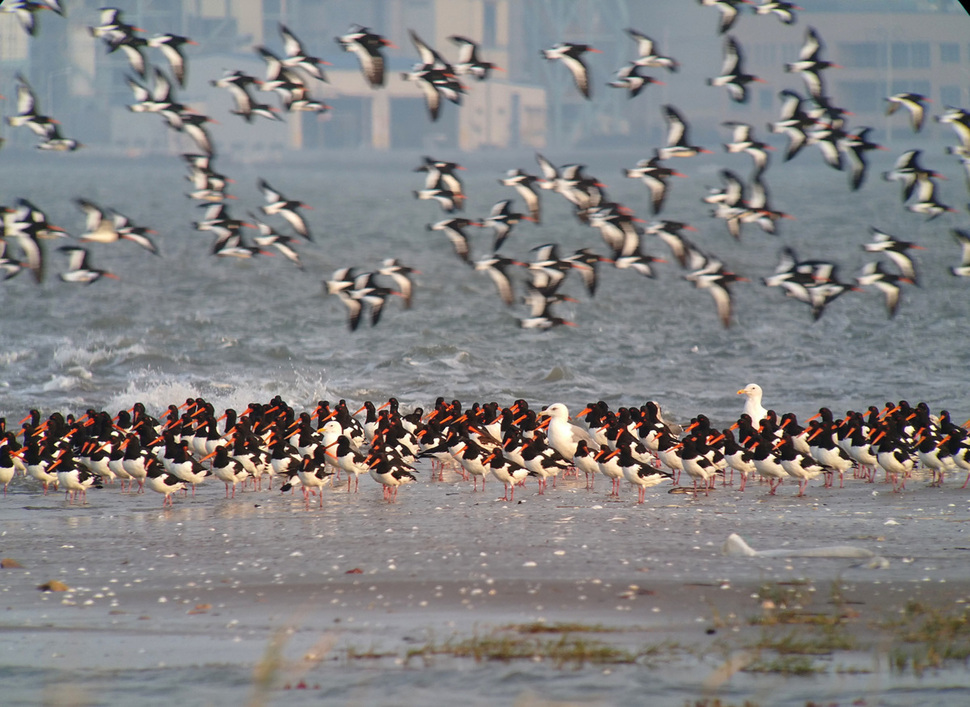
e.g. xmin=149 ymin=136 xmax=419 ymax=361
xmin=0 ymin=0 xmax=967 ymax=157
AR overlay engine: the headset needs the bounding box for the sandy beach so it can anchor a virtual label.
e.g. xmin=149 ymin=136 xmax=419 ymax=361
xmin=2 ymin=464 xmax=970 ymax=706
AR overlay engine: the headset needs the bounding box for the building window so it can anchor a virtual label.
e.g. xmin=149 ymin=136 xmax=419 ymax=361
xmin=263 ymin=0 xmax=283 ymax=44
xmin=891 ymin=79 xmax=931 ymax=97
xmin=780 ymin=42 xmax=800 ymax=64
xmin=838 ymin=43 xmax=886 ymax=69
xmin=890 ymin=42 xmax=930 ymax=70
xmin=911 ymin=42 xmax=930 ymax=69
xmin=401 ymin=1 xmax=433 ymax=46
xmin=836 ymin=81 xmax=884 ymax=113
xmin=941 ymin=43 xmax=960 ymax=63
xmin=891 ymin=42 xmax=909 ymax=69
xmin=759 ymin=88 xmax=773 ymax=111
xmin=889 ymin=79 xmax=933 ymax=96
xmin=752 ymin=43 xmax=776 ymax=68
xmin=940 ymin=85 xmax=962 ymax=107
xmin=0 ymin=16 xmax=29 ymax=60
xmin=483 ymin=1 xmax=497 ymax=48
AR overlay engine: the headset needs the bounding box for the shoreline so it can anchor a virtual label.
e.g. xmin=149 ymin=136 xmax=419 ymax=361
xmin=2 ymin=467 xmax=970 ymax=704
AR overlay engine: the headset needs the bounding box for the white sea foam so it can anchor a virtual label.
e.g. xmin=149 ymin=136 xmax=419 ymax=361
xmin=52 ymin=339 xmax=151 ymax=369
xmin=41 ymin=373 xmax=89 ymax=392
xmin=103 ymin=367 xmax=332 ymax=415
xmin=0 ymin=349 xmax=33 ymax=366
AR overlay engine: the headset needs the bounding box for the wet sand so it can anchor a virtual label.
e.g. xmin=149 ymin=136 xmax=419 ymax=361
xmin=2 ymin=466 xmax=970 ymax=706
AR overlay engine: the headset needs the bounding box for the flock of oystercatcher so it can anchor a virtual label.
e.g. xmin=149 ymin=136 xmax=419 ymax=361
xmin=1 ymin=3 xmax=968 ymax=330
xmin=1 ymin=387 xmax=969 ymax=508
